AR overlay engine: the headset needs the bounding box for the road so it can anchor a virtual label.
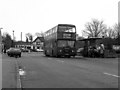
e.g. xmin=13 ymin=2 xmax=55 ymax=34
xmin=2 ymin=52 xmax=119 ymax=88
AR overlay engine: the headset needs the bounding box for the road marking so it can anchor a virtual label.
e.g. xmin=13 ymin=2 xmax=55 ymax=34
xmin=19 ymin=69 xmax=26 ymax=76
xmin=57 ymin=60 xmax=64 ymax=63
xmin=15 ymin=60 xmax=22 ymax=88
xmin=48 ymin=58 xmax=52 ymax=60
xmin=103 ymin=72 xmax=120 ymax=78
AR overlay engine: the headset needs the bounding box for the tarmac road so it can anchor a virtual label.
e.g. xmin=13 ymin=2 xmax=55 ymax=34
xmin=2 ymin=52 xmax=119 ymax=88
xmin=18 ymin=52 xmax=118 ymax=88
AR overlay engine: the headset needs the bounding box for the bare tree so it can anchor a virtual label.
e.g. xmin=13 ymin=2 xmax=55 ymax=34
xmin=2 ymin=32 xmax=12 ymax=49
xmin=105 ymin=27 xmax=114 ymax=38
xmin=105 ymin=25 xmax=119 ymax=38
xmin=26 ymin=36 xmax=29 ymax=42
xmin=25 ymin=33 xmax=33 ymax=42
xmin=82 ymin=19 xmax=107 ymax=38
xmin=35 ymin=31 xmax=44 ymax=37
xmin=113 ymin=23 xmax=120 ymax=38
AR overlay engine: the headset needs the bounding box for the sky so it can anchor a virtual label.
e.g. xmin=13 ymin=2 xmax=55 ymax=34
xmin=0 ymin=0 xmax=119 ymax=41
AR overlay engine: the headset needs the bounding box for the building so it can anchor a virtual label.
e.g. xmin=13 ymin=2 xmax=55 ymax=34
xmin=14 ymin=37 xmax=44 ymax=50
xmin=14 ymin=41 xmax=32 ymax=49
xmin=32 ymin=37 xmax=44 ymax=50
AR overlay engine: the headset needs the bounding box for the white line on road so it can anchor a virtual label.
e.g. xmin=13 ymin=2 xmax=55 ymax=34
xmin=15 ymin=59 xmax=22 ymax=88
xmin=47 ymin=58 xmax=64 ymax=63
xmin=57 ymin=60 xmax=64 ymax=63
xmin=19 ymin=69 xmax=26 ymax=76
xmin=103 ymin=72 xmax=120 ymax=78
xmin=47 ymin=58 xmax=52 ymax=60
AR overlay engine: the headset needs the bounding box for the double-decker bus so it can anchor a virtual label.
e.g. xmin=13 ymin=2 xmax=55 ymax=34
xmin=44 ymin=24 xmax=76 ymax=57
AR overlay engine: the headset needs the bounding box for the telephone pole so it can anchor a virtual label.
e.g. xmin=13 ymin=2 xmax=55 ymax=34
xmin=21 ymin=32 xmax=22 ymax=41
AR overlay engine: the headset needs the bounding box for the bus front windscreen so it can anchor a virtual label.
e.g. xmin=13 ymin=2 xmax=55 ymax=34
xmin=58 ymin=26 xmax=76 ymax=33
xmin=57 ymin=40 xmax=75 ymax=48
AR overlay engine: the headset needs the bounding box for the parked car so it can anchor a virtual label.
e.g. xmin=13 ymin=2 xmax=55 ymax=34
xmin=6 ymin=48 xmax=22 ymax=57
xmin=20 ymin=48 xmax=29 ymax=52
xmin=36 ymin=49 xmax=44 ymax=52
xmin=30 ymin=49 xmax=37 ymax=52
xmin=77 ymin=48 xmax=84 ymax=56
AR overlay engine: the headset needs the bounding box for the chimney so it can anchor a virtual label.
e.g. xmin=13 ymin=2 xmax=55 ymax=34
xmin=21 ymin=32 xmax=22 ymax=41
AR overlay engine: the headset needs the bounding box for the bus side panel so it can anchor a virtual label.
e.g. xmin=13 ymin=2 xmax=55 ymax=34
xmin=52 ymin=40 xmax=57 ymax=57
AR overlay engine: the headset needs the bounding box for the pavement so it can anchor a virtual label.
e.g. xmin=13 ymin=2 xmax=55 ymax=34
xmin=2 ymin=53 xmax=17 ymax=88
xmin=2 ymin=52 xmax=119 ymax=88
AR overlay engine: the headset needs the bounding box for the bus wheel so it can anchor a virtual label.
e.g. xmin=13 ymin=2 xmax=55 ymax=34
xmin=46 ymin=54 xmax=49 ymax=57
xmin=56 ymin=55 xmax=60 ymax=58
xmin=73 ymin=56 xmax=75 ymax=58
xmin=66 ymin=56 xmax=70 ymax=58
xmin=45 ymin=50 xmax=48 ymax=56
xmin=68 ymin=56 xmax=71 ymax=58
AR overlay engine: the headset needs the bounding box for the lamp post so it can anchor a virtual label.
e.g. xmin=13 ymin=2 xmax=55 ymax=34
xmin=13 ymin=30 xmax=14 ymax=41
xmin=12 ymin=30 xmax=15 ymax=47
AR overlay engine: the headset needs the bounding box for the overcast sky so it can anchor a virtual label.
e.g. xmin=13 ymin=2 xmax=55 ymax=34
xmin=0 ymin=0 xmax=119 ymax=41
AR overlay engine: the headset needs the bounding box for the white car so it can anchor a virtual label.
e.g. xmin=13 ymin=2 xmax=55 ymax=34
xmin=36 ymin=49 xmax=44 ymax=52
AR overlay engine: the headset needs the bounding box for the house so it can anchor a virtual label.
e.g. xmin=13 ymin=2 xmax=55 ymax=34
xmin=14 ymin=41 xmax=32 ymax=49
xmin=14 ymin=37 xmax=44 ymax=50
xmin=32 ymin=37 xmax=44 ymax=50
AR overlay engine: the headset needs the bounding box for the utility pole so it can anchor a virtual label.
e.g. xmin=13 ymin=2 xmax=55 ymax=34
xmin=12 ymin=30 xmax=15 ymax=47
xmin=118 ymin=2 xmax=119 ymax=36
xmin=21 ymin=32 xmax=22 ymax=41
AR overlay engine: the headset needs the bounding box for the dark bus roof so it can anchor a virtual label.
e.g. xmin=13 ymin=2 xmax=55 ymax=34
xmin=58 ymin=24 xmax=76 ymax=27
xmin=44 ymin=24 xmax=76 ymax=34
xmin=79 ymin=37 xmax=102 ymax=41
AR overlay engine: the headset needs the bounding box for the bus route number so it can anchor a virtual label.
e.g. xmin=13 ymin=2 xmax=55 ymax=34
xmin=63 ymin=33 xmax=71 ymax=38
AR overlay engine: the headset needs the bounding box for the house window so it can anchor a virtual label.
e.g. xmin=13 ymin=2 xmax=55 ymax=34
xmin=37 ymin=47 xmax=40 ymax=49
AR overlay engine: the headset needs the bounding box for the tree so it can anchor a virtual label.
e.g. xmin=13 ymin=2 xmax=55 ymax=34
xmin=82 ymin=19 xmax=107 ymax=38
xmin=114 ymin=23 xmax=120 ymax=38
xmin=2 ymin=32 xmax=12 ymax=49
xmin=35 ymin=31 xmax=44 ymax=37
xmin=25 ymin=33 xmax=33 ymax=42
xmin=105 ymin=27 xmax=116 ymax=38
xmin=114 ymin=23 xmax=120 ymax=44
xmin=29 ymin=35 xmax=33 ymax=42
xmin=26 ymin=37 xmax=29 ymax=42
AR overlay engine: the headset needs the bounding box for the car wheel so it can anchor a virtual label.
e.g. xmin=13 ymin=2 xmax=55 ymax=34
xmin=15 ymin=55 xmax=18 ymax=58
xmin=19 ymin=54 xmax=21 ymax=57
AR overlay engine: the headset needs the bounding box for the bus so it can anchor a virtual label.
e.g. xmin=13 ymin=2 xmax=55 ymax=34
xmin=44 ymin=24 xmax=77 ymax=57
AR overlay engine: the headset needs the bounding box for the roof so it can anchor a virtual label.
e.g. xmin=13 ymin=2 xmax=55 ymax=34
xmin=14 ymin=41 xmax=32 ymax=45
xmin=33 ymin=37 xmax=44 ymax=42
xmin=58 ymin=24 xmax=76 ymax=27
xmin=79 ymin=37 xmax=102 ymax=41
